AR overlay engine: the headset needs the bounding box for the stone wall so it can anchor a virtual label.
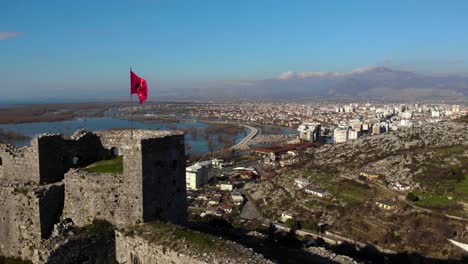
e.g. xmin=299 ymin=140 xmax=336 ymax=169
xmin=141 ymin=135 xmax=187 ymax=224
xmin=1 ymin=129 xmax=188 ymax=262
xmin=115 ymin=232 xmax=206 ymax=264
xmin=0 ymin=182 xmax=63 ymax=260
xmin=98 ymin=130 xmax=187 ymax=225
xmin=0 ymin=142 xmax=39 ymax=183
xmin=37 ymin=132 xmax=108 ymax=184
xmin=38 ymin=183 xmax=64 ymax=239
xmin=115 ymin=228 xmax=272 ymax=264
xmin=0 ymin=131 xmax=109 ymax=185
xmin=63 ymin=170 xmax=139 ymax=226
xmin=0 ymin=184 xmax=40 ymax=259
xmin=40 ymin=232 xmax=116 ymax=264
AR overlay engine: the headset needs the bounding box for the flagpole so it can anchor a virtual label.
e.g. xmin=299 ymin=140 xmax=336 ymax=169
xmin=130 ymin=66 xmax=134 ymax=139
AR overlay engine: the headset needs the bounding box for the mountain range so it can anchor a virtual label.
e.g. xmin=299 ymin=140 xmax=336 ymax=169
xmin=162 ymin=66 xmax=468 ymax=102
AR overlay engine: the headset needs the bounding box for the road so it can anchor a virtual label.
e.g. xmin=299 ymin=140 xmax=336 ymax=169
xmin=273 ymin=223 xmax=397 ymax=254
xmin=230 ymin=125 xmax=258 ymax=150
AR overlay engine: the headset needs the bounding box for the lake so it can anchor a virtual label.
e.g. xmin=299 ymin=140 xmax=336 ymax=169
xmin=0 ymin=117 xmax=295 ymax=154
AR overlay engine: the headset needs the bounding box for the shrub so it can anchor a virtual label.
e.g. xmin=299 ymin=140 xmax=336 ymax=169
xmin=406 ymin=192 xmax=419 ymax=202
xmin=84 ymin=219 xmax=114 ymax=235
xmin=301 ymin=220 xmax=318 ymax=231
xmin=284 ymin=219 xmax=295 ymax=228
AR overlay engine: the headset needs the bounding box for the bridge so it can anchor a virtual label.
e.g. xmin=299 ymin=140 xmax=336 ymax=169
xmin=230 ymin=125 xmax=258 ymax=150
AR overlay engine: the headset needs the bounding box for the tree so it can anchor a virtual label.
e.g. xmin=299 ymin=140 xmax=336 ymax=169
xmin=406 ymin=192 xmax=419 ymax=202
xmin=284 ymin=218 xmax=295 ymax=228
xmin=207 ymin=139 xmax=215 ymax=157
xmin=301 ymin=220 xmax=317 ymax=231
xmin=185 ymin=142 xmax=192 ymax=154
xmin=267 ymin=223 xmax=277 ymax=240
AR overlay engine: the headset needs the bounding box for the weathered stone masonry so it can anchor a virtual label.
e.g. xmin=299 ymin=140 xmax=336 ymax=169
xmin=0 ymin=129 xmax=187 ymax=262
xmin=63 ymin=130 xmax=187 ymax=226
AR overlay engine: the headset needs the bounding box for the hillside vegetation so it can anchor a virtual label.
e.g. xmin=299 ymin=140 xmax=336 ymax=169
xmin=246 ymin=119 xmax=468 ymax=259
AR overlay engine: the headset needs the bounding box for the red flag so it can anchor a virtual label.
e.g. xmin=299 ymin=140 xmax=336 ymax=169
xmin=130 ymin=70 xmax=148 ymax=104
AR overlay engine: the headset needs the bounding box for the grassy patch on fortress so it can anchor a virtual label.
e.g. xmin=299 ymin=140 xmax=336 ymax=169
xmin=70 ymin=219 xmax=115 ymax=240
xmin=84 ymin=156 xmax=123 ymax=174
xmin=128 ymin=221 xmax=237 ymax=256
xmin=83 ymin=219 xmax=115 ymax=235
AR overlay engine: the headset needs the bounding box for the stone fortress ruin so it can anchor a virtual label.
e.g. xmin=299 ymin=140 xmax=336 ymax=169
xmin=0 ymin=129 xmax=187 ymax=261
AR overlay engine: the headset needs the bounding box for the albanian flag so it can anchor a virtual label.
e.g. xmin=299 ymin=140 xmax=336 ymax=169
xmin=130 ymin=70 xmax=148 ymax=104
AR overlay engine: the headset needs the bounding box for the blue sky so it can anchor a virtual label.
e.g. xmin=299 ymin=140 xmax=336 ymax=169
xmin=1 ymin=0 xmax=468 ymax=100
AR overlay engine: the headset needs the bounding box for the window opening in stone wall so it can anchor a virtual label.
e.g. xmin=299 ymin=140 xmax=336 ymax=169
xmin=111 ymin=147 xmax=119 ymax=156
xmin=72 ymin=156 xmax=80 ymax=166
xmin=0 ymin=157 xmax=2 ymax=166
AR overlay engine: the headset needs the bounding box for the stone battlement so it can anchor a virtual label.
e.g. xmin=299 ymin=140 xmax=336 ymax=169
xmin=95 ymin=129 xmax=183 ymax=140
xmin=0 ymin=129 xmax=187 ymax=262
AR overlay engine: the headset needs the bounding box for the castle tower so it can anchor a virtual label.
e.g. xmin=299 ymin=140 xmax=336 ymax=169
xmin=64 ymin=129 xmax=187 ymax=226
xmin=0 ymin=129 xmax=187 ymax=261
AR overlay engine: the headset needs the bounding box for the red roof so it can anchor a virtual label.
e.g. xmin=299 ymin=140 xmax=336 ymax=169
xmin=221 ymin=204 xmax=233 ymax=209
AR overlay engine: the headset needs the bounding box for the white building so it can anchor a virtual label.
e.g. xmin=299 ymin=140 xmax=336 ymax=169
xmin=348 ymin=130 xmax=358 ymax=140
xmin=401 ymin=111 xmax=412 ymax=119
xmin=400 ymin=119 xmax=413 ymax=127
xmin=333 ymin=128 xmax=348 ymax=143
xmin=431 ymin=111 xmax=440 ymax=118
xmin=231 ymin=193 xmax=244 ymax=205
xmin=294 ymin=178 xmax=310 ymax=188
xmin=297 ymin=122 xmax=321 ymax=142
xmin=280 ymin=210 xmax=296 ymax=223
xmin=304 ymin=187 xmax=327 ymax=198
xmin=362 ymin=123 xmax=369 ymax=131
xmin=211 ymin=158 xmax=224 ymax=169
xmin=343 ymin=105 xmax=353 ymax=113
xmin=219 ymin=183 xmax=233 ymax=191
xmin=186 ymin=164 xmax=208 ymax=190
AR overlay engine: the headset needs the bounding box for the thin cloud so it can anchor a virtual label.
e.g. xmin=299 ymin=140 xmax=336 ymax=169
xmin=0 ymin=31 xmax=22 ymax=40
xmin=276 ymin=67 xmax=382 ymax=80
xmin=277 ymin=71 xmax=296 ymax=80
xmin=447 ymin=59 xmax=464 ymax=65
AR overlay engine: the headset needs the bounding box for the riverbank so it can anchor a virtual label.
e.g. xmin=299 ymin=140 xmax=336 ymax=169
xmin=230 ymin=125 xmax=258 ymax=150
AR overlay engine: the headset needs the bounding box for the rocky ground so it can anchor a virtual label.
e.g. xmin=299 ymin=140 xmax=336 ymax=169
xmin=244 ymin=119 xmax=468 ymax=260
xmin=121 ymin=222 xmax=273 ymax=264
xmin=312 ymin=120 xmax=468 ymax=186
